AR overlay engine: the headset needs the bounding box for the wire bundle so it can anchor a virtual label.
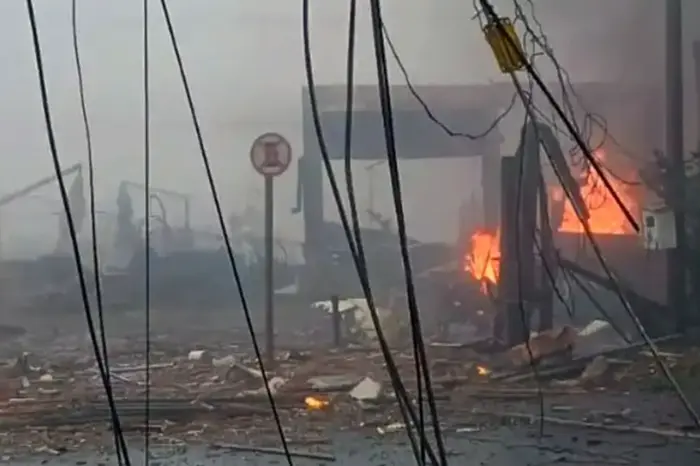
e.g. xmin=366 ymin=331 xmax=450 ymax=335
xmin=476 ymin=0 xmax=700 ymax=429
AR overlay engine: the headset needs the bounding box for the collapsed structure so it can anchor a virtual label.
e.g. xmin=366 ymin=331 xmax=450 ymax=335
xmin=298 ymin=81 xmax=667 ymax=345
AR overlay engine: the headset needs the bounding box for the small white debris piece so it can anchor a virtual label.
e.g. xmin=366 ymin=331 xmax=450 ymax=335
xmin=188 ymin=350 xmax=212 ymax=363
xmin=307 ymin=375 xmax=359 ymax=390
xmin=212 ymin=355 xmax=236 ymax=368
xmin=236 ymin=376 xmax=288 ymax=398
xmin=20 ymin=376 xmax=30 ymax=389
xmin=312 ymin=299 xmax=359 ymax=314
xmin=377 ymin=422 xmax=404 ymax=435
xmin=578 ymin=320 xmax=610 ymax=337
xmin=225 ymin=361 xmax=263 ymax=382
xmin=349 ymin=376 xmax=382 ymax=402
xmin=267 ymin=376 xmax=287 ymax=395
xmin=38 ymin=388 xmax=60 ymax=396
xmin=38 ymin=373 xmax=54 ymax=383
xmin=456 ymin=426 xmax=481 ymax=433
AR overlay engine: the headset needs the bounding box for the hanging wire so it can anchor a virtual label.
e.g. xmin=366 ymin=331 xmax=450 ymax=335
xmin=510 ymin=1 xmax=640 ymax=216
xmin=367 ymin=1 xmax=448 ymax=464
xmin=342 ymin=0 xmax=361 ymax=261
xmin=477 ymin=0 xmax=639 ymax=233
xmin=70 ymin=1 xmax=127 ymax=463
xmin=302 ymin=0 xmax=438 ymax=463
xmin=371 ymin=20 xmax=424 ymax=462
xmin=142 ymin=0 xmax=152 ymax=462
xmin=26 ymin=0 xmax=131 ymax=463
xmin=381 ymin=22 xmax=517 ymax=142
xmin=155 ymin=2 xmax=293 ymax=463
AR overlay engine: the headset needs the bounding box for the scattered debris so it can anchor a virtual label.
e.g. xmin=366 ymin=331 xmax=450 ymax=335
xmin=0 ymin=320 xmax=695 ymax=459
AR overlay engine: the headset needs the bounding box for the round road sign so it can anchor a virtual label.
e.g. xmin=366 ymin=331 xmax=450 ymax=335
xmin=250 ymin=132 xmax=292 ymax=177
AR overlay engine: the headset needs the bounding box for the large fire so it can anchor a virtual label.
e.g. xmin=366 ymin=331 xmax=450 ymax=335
xmin=464 ymin=150 xmax=638 ymax=288
xmin=464 ymin=229 xmax=500 ymax=293
xmin=555 ymin=150 xmax=638 ymax=235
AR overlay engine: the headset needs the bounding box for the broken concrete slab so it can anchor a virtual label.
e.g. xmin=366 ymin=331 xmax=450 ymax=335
xmin=349 ymin=376 xmax=382 ymax=402
xmin=307 ymin=375 xmax=360 ymax=391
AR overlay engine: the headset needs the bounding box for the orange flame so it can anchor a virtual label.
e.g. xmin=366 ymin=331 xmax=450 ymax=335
xmin=465 ymin=229 xmax=501 ymax=292
xmin=555 ymin=150 xmax=637 ymax=235
xmin=476 ymin=365 xmax=491 ymax=376
xmin=304 ymin=396 xmax=329 ymax=411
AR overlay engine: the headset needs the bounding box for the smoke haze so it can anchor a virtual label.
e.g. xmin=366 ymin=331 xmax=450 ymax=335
xmin=0 ymin=0 xmax=694 ymax=252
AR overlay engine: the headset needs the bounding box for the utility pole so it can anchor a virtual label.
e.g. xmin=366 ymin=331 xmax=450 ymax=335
xmin=666 ymin=0 xmax=688 ymax=330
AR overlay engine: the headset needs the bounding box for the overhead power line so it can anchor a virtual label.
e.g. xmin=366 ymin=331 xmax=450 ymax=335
xmin=155 ymin=1 xmax=294 ymax=463
xmin=26 ymin=0 xmax=132 ymax=463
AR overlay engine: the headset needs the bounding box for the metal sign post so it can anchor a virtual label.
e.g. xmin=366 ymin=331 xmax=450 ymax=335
xmin=250 ymin=132 xmax=292 ymax=366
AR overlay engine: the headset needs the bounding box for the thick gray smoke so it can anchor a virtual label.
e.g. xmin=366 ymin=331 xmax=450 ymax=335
xmin=0 ymin=0 xmax=696 ymax=250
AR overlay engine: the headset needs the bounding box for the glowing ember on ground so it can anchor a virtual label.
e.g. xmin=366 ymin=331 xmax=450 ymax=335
xmin=305 ymin=396 xmax=330 ymax=410
xmin=554 ymin=150 xmax=638 ymax=235
xmin=476 ymin=365 xmax=491 ymax=376
xmin=465 ymin=229 xmax=500 ymax=292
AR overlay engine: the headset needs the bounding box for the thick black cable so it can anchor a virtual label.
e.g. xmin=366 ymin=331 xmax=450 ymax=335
xmin=367 ymin=2 xmax=448 ymax=464
xmin=25 ymin=1 xmax=131 ymax=463
xmin=381 ymin=22 xmax=516 ymax=142
xmin=346 ymin=8 xmax=422 ymax=462
xmin=302 ymin=0 xmax=436 ymax=463
xmin=477 ymin=0 xmax=638 ymax=233
xmin=70 ymin=2 xmax=126 ymax=463
xmin=342 ymin=0 xmax=360 ymax=252
xmin=155 ymin=2 xmax=293 ymax=463
xmin=372 ymin=19 xmax=425 ymax=463
xmin=142 ymin=0 xmax=152 ymax=462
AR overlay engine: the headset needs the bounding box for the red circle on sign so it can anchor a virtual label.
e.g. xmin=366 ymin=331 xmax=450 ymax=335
xmin=250 ymin=132 xmax=292 ymax=177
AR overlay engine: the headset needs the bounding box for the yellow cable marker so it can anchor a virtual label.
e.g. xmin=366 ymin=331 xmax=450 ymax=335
xmin=483 ymin=17 xmax=526 ymax=74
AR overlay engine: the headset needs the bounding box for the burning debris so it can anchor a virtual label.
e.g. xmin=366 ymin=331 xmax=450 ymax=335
xmin=465 ymin=229 xmax=501 ymax=294
xmin=554 ymin=149 xmax=640 ymax=235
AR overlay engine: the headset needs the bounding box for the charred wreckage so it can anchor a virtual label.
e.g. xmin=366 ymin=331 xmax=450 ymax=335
xmin=297 ymin=81 xmax=673 ymax=348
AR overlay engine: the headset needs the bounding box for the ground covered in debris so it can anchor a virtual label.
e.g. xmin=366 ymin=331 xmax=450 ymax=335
xmin=1 ymin=311 xmax=700 ymax=463
xmin=9 ymin=421 xmax=700 ymax=466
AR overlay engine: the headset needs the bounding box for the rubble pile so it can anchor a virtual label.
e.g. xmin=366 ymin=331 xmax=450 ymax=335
xmin=0 ymin=321 xmax=698 ymax=460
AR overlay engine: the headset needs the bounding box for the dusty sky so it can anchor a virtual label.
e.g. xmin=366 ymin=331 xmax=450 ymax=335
xmin=0 ymin=0 xmax=692 ymax=254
